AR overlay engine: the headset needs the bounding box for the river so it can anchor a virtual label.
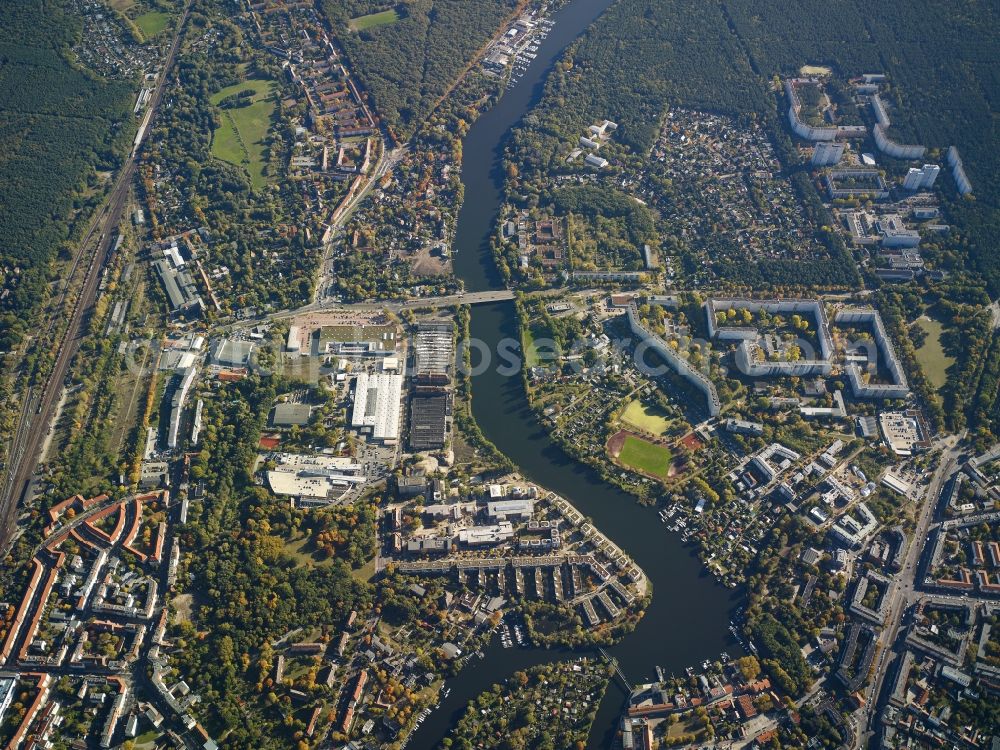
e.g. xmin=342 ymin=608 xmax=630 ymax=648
xmin=407 ymin=1 xmax=744 ymax=747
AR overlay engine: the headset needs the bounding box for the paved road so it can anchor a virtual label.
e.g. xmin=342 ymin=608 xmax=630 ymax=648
xmin=855 ymin=434 xmax=964 ymax=748
xmin=213 ymin=287 xmax=573 ymax=333
xmin=294 ymin=288 xmax=519 ymax=314
xmin=313 ymin=144 xmax=406 ymax=303
xmin=0 ymin=2 xmax=192 ymax=555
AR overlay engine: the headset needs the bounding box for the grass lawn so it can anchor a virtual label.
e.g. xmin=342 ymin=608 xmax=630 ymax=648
xmin=282 ymin=530 xmax=334 ymax=568
xmin=134 ymin=10 xmax=171 ymax=38
xmin=349 ymin=8 xmax=400 ymax=31
xmin=351 ymin=555 xmax=378 ymax=583
xmin=209 ymin=79 xmax=276 ymax=189
xmin=620 ymin=399 xmax=672 ymax=436
xmin=913 ymin=315 xmax=953 ymax=390
xmin=618 ymin=434 xmax=671 ymax=479
xmin=522 ymin=323 xmax=558 ymax=369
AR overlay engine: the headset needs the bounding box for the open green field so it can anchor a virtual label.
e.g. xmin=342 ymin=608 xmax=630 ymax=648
xmin=522 ymin=324 xmax=558 ymax=369
xmin=281 ymin=530 xmax=334 ymax=569
xmin=134 ymin=10 xmax=171 ymax=38
xmin=618 ymin=434 xmax=671 ymax=479
xmin=209 ymin=79 xmax=276 ymax=189
xmin=349 ymin=9 xmax=400 ymax=31
xmin=620 ymin=399 xmax=671 ymax=436
xmin=913 ymin=315 xmax=953 ymax=390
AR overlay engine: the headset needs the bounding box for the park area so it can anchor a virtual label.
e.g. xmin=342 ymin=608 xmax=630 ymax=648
xmin=349 ymin=9 xmax=400 ymax=31
xmin=619 ymin=399 xmax=672 ymax=436
xmin=607 ymin=430 xmax=672 ymax=479
xmin=210 ymin=79 xmax=276 ymax=189
xmin=913 ymin=314 xmax=953 ymax=390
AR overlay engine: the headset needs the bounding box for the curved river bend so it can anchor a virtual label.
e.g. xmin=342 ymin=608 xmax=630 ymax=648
xmin=408 ymin=1 xmax=744 ymax=747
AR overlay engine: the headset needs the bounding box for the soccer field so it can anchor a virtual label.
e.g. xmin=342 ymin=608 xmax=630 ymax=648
xmin=349 ymin=9 xmax=400 ymax=31
xmin=617 ymin=434 xmax=671 ymax=478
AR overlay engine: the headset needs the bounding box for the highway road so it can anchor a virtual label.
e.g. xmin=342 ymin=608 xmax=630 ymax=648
xmin=853 ymin=433 xmax=964 ymax=748
xmin=0 ymin=2 xmax=192 ymax=555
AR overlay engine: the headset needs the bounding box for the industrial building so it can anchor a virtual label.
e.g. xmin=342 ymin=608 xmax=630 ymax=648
xmin=153 ymin=259 xmax=203 ymax=318
xmin=266 ymin=453 xmax=366 ymax=505
xmin=409 ymin=392 xmax=449 ymax=451
xmin=351 ymin=371 xmax=402 ymax=442
xmin=414 ymin=322 xmax=453 ymax=376
xmin=167 ymin=367 xmax=196 ymax=450
xmin=409 ymin=322 xmax=454 ymax=452
xmin=210 ymin=339 xmax=255 ymax=369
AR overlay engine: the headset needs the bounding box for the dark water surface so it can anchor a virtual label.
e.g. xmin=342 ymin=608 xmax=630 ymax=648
xmin=408 ymin=1 xmax=744 ymax=747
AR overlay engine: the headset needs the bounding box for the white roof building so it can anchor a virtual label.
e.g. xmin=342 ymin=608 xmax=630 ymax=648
xmin=486 ymin=498 xmax=534 ymax=520
xmin=351 ymin=372 xmax=402 ymax=442
xmin=458 ymin=522 xmax=514 ymax=546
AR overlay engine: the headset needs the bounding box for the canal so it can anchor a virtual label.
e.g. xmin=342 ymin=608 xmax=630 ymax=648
xmin=408 ymin=0 xmax=744 ymax=747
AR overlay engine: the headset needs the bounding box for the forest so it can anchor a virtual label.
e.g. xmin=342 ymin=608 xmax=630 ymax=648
xmin=0 ymin=2 xmax=135 ymax=346
xmin=513 ymin=0 xmax=764 ymax=165
xmin=509 ymin=0 xmax=998 ymax=294
xmin=722 ymin=0 xmax=1000 ymax=294
xmin=320 ymin=0 xmax=520 ymax=140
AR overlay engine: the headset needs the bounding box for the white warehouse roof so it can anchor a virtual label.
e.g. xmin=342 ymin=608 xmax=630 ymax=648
xmin=351 ymin=371 xmax=402 ymax=441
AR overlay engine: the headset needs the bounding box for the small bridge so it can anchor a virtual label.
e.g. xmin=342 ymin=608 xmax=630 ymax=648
xmin=599 ymin=646 xmax=631 ymax=690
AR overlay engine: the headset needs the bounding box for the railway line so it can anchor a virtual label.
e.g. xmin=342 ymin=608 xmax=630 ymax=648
xmin=0 ymin=2 xmax=192 ymax=554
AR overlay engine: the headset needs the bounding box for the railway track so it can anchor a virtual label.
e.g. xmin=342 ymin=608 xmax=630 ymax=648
xmin=0 ymin=2 xmax=191 ymax=553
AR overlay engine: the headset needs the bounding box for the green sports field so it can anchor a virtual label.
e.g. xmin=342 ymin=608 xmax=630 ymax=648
xmin=618 ymin=434 xmax=671 ymax=479
xmin=209 ymin=79 xmax=276 ymax=189
xmin=620 ymin=399 xmax=672 ymax=435
xmin=349 ymin=9 xmax=400 ymax=31
xmin=134 ymin=11 xmax=170 ymax=39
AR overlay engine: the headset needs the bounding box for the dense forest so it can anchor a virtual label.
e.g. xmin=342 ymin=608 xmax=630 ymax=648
xmin=0 ymin=2 xmax=134 ymax=345
xmin=320 ymin=0 xmax=520 ymax=139
xmin=510 ymin=0 xmax=999 ymax=293
xmin=515 ymin=0 xmax=764 ymax=162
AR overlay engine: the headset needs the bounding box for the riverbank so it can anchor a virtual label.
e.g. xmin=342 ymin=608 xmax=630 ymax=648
xmin=406 ymin=0 xmax=745 ymax=747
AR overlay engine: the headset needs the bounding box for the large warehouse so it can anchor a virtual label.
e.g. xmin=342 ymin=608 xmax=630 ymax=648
xmin=351 ymin=371 xmax=403 ymax=442
xmin=409 ymin=391 xmax=449 ymax=451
